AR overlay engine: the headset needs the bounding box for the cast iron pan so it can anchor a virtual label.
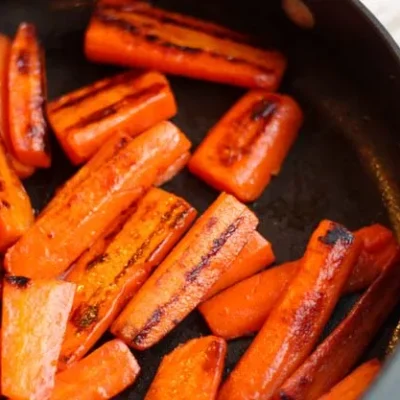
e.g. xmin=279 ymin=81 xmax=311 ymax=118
xmin=2 ymin=0 xmax=400 ymax=398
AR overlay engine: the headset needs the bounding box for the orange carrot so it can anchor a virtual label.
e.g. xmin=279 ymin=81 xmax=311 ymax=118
xmin=154 ymin=151 xmax=190 ymax=187
xmin=5 ymin=121 xmax=192 ymax=279
xmin=8 ymin=23 xmax=50 ymax=168
xmin=111 ymin=192 xmax=258 ymax=350
xmin=47 ymin=70 xmax=177 ymax=164
xmin=52 ymin=339 xmax=140 ymax=400
xmin=145 ymin=336 xmax=226 ymax=400
xmin=189 ymin=91 xmax=303 ymax=202
xmin=85 ymin=0 xmax=286 ymax=90
xmin=218 ymin=220 xmax=361 ymax=400
xmin=1 ymin=276 xmax=75 ymax=400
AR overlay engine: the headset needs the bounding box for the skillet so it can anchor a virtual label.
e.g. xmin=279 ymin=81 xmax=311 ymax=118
xmin=1 ymin=0 xmax=400 ymax=398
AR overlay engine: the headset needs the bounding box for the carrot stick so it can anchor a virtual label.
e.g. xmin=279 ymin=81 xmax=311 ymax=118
xmin=85 ymin=0 xmax=286 ymax=90
xmin=1 ymin=276 xmax=75 ymax=400
xmin=145 ymin=336 xmax=226 ymax=400
xmin=51 ymin=339 xmax=140 ymax=400
xmin=317 ymin=359 xmax=381 ymax=400
xmin=59 ymin=188 xmax=196 ymax=369
xmin=217 ymin=220 xmax=362 ymax=400
xmin=189 ymin=91 xmax=303 ymax=202
xmin=8 ymin=23 xmax=50 ymax=168
xmin=5 ymin=121 xmax=192 ymax=279
xmin=111 ymin=192 xmax=258 ymax=350
xmin=47 ymin=70 xmax=177 ymax=164
xmin=154 ymin=151 xmax=190 ymax=187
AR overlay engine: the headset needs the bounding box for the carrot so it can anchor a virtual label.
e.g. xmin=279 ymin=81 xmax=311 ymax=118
xmin=8 ymin=23 xmax=50 ymax=168
xmin=47 ymin=70 xmax=177 ymax=164
xmin=154 ymin=151 xmax=190 ymax=187
xmin=145 ymin=336 xmax=226 ymax=400
xmin=111 ymin=192 xmax=258 ymax=350
xmin=217 ymin=220 xmax=362 ymax=400
xmin=52 ymin=339 xmax=140 ymax=400
xmin=1 ymin=276 xmax=75 ymax=400
xmin=85 ymin=0 xmax=286 ymax=90
xmin=189 ymin=91 xmax=303 ymax=202
xmin=317 ymin=359 xmax=381 ymax=400
xmin=5 ymin=121 xmax=192 ymax=279
xmin=59 ymin=188 xmax=196 ymax=369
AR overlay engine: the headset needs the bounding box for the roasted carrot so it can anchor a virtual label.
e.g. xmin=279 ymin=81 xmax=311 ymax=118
xmin=189 ymin=91 xmax=303 ymax=202
xmin=218 ymin=220 xmax=361 ymax=400
xmin=47 ymin=70 xmax=177 ymax=164
xmin=154 ymin=151 xmax=190 ymax=187
xmin=5 ymin=121 xmax=192 ymax=279
xmin=85 ymin=0 xmax=286 ymax=90
xmin=8 ymin=23 xmax=50 ymax=168
xmin=145 ymin=336 xmax=226 ymax=400
xmin=52 ymin=339 xmax=140 ymax=400
xmin=111 ymin=192 xmax=258 ymax=350
xmin=59 ymin=188 xmax=196 ymax=369
xmin=317 ymin=359 xmax=381 ymax=400
xmin=1 ymin=276 xmax=75 ymax=400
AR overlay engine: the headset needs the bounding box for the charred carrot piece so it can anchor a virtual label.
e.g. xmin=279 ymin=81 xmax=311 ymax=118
xmin=85 ymin=0 xmax=286 ymax=90
xmin=189 ymin=91 xmax=303 ymax=202
xmin=111 ymin=192 xmax=258 ymax=350
xmin=1 ymin=276 xmax=75 ymax=400
xmin=52 ymin=339 xmax=140 ymax=400
xmin=218 ymin=220 xmax=361 ymax=400
xmin=154 ymin=151 xmax=190 ymax=187
xmin=47 ymin=70 xmax=177 ymax=164
xmin=145 ymin=336 xmax=226 ymax=400
xmin=5 ymin=121 xmax=192 ymax=279
xmin=9 ymin=23 xmax=50 ymax=168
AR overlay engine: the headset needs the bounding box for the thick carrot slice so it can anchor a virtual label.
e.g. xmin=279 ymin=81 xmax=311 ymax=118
xmin=1 ymin=276 xmax=75 ymax=400
xmin=154 ymin=151 xmax=190 ymax=187
xmin=317 ymin=359 xmax=381 ymax=400
xmin=5 ymin=121 xmax=192 ymax=279
xmin=218 ymin=220 xmax=361 ymax=400
xmin=8 ymin=23 xmax=50 ymax=168
xmin=47 ymin=70 xmax=177 ymax=164
xmin=85 ymin=0 xmax=286 ymax=90
xmin=111 ymin=192 xmax=258 ymax=350
xmin=52 ymin=339 xmax=140 ymax=400
xmin=145 ymin=336 xmax=226 ymax=400
xmin=189 ymin=91 xmax=303 ymax=202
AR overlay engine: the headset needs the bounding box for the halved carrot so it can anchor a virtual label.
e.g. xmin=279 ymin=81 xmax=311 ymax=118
xmin=47 ymin=70 xmax=177 ymax=164
xmin=52 ymin=339 xmax=140 ymax=400
xmin=189 ymin=91 xmax=303 ymax=202
xmin=59 ymin=188 xmax=196 ymax=369
xmin=8 ymin=23 xmax=50 ymax=168
xmin=145 ymin=336 xmax=226 ymax=400
xmin=154 ymin=151 xmax=190 ymax=187
xmin=5 ymin=121 xmax=192 ymax=279
xmin=85 ymin=0 xmax=286 ymax=90
xmin=111 ymin=192 xmax=258 ymax=350
xmin=1 ymin=276 xmax=75 ymax=400
xmin=318 ymin=359 xmax=381 ymax=400
xmin=217 ymin=220 xmax=361 ymax=400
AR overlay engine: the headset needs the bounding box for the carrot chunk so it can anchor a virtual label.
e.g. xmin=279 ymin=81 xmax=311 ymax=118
xmin=1 ymin=277 xmax=75 ymax=400
xmin=111 ymin=192 xmax=258 ymax=350
xmin=51 ymin=339 xmax=140 ymax=400
xmin=85 ymin=0 xmax=286 ymax=90
xmin=47 ymin=70 xmax=177 ymax=164
xmin=145 ymin=336 xmax=226 ymax=400
xmin=8 ymin=23 xmax=50 ymax=168
xmin=217 ymin=220 xmax=361 ymax=400
xmin=5 ymin=121 xmax=192 ymax=279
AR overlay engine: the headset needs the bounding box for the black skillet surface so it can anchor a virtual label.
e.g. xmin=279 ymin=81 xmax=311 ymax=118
xmin=2 ymin=0 xmax=400 ymax=398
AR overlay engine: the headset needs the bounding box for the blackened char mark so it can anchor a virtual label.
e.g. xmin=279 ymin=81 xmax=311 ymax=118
xmin=71 ymin=304 xmax=99 ymax=329
xmin=0 ymin=199 xmax=11 ymax=209
xmin=251 ymin=99 xmax=278 ymax=121
xmin=278 ymin=392 xmax=295 ymax=400
xmin=16 ymin=50 xmax=30 ymax=74
xmin=5 ymin=275 xmax=31 ymax=289
xmin=132 ymin=307 xmax=163 ymax=345
xmin=319 ymin=224 xmax=353 ymax=246
xmin=161 ymin=41 xmax=202 ymax=55
xmin=86 ymin=253 xmax=108 ymax=271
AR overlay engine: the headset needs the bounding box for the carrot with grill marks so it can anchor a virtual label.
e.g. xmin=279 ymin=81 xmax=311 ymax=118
xmin=5 ymin=121 xmax=192 ymax=279
xmin=189 ymin=91 xmax=303 ymax=202
xmin=47 ymin=70 xmax=177 ymax=164
xmin=85 ymin=0 xmax=286 ymax=90
xmin=218 ymin=220 xmax=362 ymax=400
xmin=111 ymin=192 xmax=258 ymax=350
xmin=145 ymin=336 xmax=226 ymax=400
xmin=9 ymin=23 xmax=50 ymax=168
xmin=1 ymin=277 xmax=75 ymax=400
